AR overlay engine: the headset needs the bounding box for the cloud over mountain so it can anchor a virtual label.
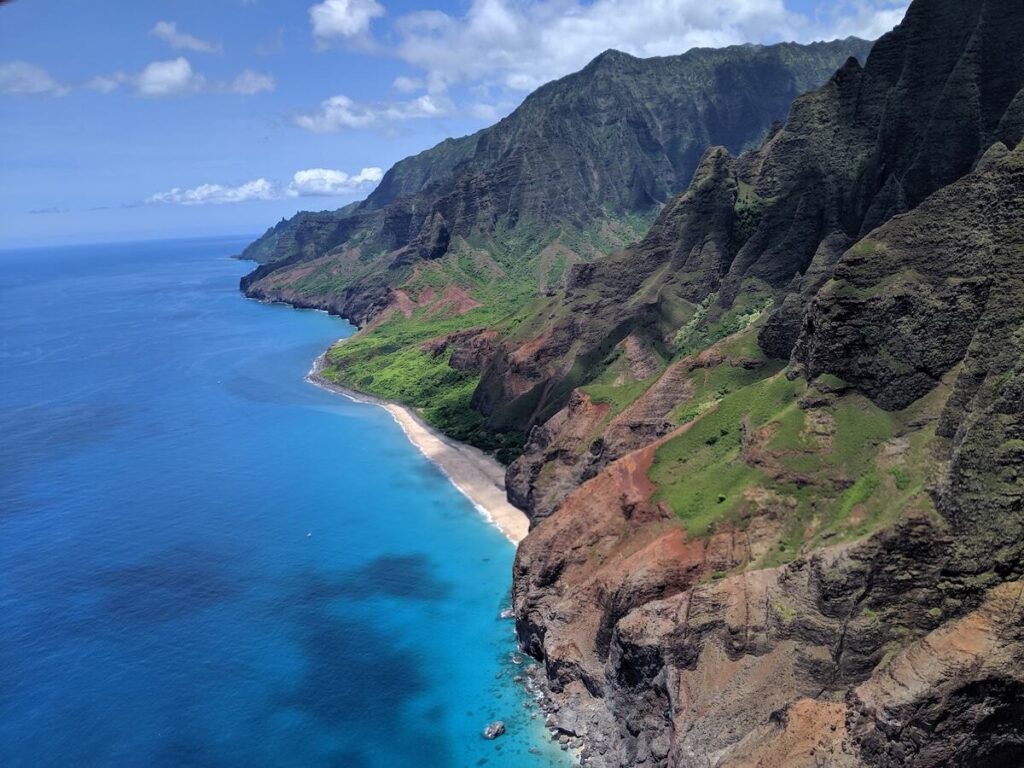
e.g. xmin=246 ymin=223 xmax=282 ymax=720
xmin=385 ymin=0 xmax=908 ymax=94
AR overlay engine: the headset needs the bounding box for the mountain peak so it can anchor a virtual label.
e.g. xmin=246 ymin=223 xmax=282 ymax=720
xmin=583 ymin=48 xmax=638 ymax=70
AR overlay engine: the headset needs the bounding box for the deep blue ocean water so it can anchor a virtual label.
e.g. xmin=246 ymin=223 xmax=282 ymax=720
xmin=0 ymin=237 xmax=571 ymax=768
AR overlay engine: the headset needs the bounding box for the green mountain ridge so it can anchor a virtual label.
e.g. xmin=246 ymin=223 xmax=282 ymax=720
xmin=502 ymin=0 xmax=1024 ymax=764
xmin=239 ymin=37 xmax=872 ymax=457
xmin=239 ymin=38 xmax=871 ymax=318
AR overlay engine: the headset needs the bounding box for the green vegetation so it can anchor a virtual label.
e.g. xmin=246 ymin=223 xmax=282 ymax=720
xmin=665 ymin=325 xmax=787 ymax=425
xmin=312 ymin=213 xmax=660 ymax=458
xmin=648 ymin=355 xmax=946 ymax=566
xmin=583 ymin=377 xmax=659 ymax=417
xmin=673 ymin=288 xmax=774 ymax=357
xmin=771 ymin=598 xmax=798 ymax=624
xmin=889 ymin=467 xmax=911 ymax=491
xmin=579 ymin=339 xmax=666 ymax=419
xmin=650 ymin=372 xmax=803 ymax=536
xmin=322 ymin=295 xmax=528 ymax=463
xmin=732 ymin=181 xmax=765 ymax=247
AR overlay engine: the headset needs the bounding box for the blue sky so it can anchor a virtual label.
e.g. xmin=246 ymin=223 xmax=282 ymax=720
xmin=0 ymin=0 xmax=908 ymax=247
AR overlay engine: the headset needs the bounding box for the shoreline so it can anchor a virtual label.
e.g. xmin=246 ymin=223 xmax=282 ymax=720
xmin=306 ymin=352 xmax=531 ymax=545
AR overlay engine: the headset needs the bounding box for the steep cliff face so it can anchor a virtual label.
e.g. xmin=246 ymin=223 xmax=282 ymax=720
xmin=239 ymin=38 xmax=873 ymax=458
xmin=516 ymin=135 xmax=1024 ymax=768
xmin=508 ymin=0 xmax=1024 ymax=760
xmin=494 ymin=0 xmax=1024 ymax=521
xmin=240 ymin=38 xmax=871 ymax=325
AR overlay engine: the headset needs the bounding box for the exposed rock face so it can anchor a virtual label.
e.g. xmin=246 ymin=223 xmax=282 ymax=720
xmin=509 ymin=341 xmax=764 ymax=522
xmin=514 ymin=424 xmax=965 ymax=765
xmin=477 ymin=0 xmax=1024 ymax=435
xmin=240 ymin=39 xmax=871 ymax=323
xmin=506 ymin=1 xmax=1024 ymax=765
xmin=849 ymin=581 xmax=1024 ymax=767
xmin=795 ymin=144 xmax=1024 ymax=411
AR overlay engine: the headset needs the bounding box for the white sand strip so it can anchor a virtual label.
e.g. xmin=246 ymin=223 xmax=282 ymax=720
xmin=307 ymin=354 xmax=530 ymax=544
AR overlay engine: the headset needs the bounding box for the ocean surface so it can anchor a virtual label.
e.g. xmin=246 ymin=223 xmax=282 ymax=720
xmin=0 ymin=237 xmax=571 ymax=768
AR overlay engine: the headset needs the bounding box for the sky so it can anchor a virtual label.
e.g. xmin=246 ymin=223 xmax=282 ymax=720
xmin=0 ymin=0 xmax=908 ymax=248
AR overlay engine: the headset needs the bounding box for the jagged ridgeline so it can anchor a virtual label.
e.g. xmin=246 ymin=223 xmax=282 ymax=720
xmin=493 ymin=0 xmax=1024 ymax=517
xmin=239 ymin=38 xmax=870 ymax=457
xmin=508 ymin=0 xmax=1024 ymax=764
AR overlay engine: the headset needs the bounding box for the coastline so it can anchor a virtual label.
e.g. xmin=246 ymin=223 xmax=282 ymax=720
xmin=306 ymin=351 xmax=531 ymax=545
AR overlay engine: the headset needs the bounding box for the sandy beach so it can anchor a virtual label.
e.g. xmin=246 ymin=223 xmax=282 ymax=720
xmin=307 ymin=353 xmax=531 ymax=544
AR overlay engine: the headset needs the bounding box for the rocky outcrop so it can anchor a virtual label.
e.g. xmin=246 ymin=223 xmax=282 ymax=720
xmin=849 ymin=581 xmax=1024 ymax=767
xmin=794 ymin=142 xmax=1024 ymax=411
xmin=513 ymin=420 xmax=972 ymax=766
xmin=482 ymin=720 xmax=506 ymax=740
xmin=421 ymin=328 xmax=499 ymax=373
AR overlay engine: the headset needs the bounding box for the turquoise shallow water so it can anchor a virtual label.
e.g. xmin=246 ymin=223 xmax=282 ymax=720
xmin=0 ymin=237 xmax=570 ymax=767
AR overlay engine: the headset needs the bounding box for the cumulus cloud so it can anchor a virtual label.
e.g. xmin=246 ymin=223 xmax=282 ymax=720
xmin=150 ymin=21 xmax=223 ymax=54
xmin=148 ymin=178 xmax=277 ymax=205
xmin=375 ymin=0 xmax=910 ymax=98
xmin=147 ymin=167 xmax=383 ymax=205
xmin=310 ymin=0 xmax=385 ymax=42
xmin=0 ymin=61 xmax=68 ymax=96
xmin=288 ymin=167 xmax=384 ymax=196
xmin=390 ymin=0 xmax=796 ymax=94
xmin=294 ymin=93 xmax=450 ymax=132
xmin=136 ymin=57 xmax=201 ymax=97
xmin=81 ymin=58 xmax=274 ymax=97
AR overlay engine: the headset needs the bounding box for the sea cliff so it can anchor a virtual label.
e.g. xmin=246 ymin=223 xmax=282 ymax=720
xmin=241 ymin=2 xmax=1024 ymax=763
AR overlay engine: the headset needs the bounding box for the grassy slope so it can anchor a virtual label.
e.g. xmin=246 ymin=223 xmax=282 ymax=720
xmin=319 ymin=215 xmax=655 ymax=460
xmin=645 ymin=326 xmax=947 ymax=568
xmin=320 ymin=295 xmax=530 ymax=464
xmin=536 ymin=306 xmax=944 ymax=570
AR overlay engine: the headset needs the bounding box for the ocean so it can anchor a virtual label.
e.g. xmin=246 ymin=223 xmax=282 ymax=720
xmin=0 ymin=237 xmax=571 ymax=767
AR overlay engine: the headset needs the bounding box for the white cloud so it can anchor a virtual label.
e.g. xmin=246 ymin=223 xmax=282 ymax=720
xmin=136 ymin=57 xmax=201 ymax=97
xmin=147 ymin=167 xmax=383 ymax=205
xmin=80 ymin=59 xmax=274 ymax=97
xmin=294 ymin=93 xmax=451 ymax=132
xmin=817 ymin=1 xmax=907 ymax=40
xmin=865 ymin=8 xmax=906 ymax=37
xmin=310 ymin=0 xmax=385 ymax=41
xmin=0 ymin=61 xmax=68 ymax=96
xmin=229 ymin=69 xmax=276 ymax=95
xmin=382 ymin=0 xmax=908 ymax=96
xmin=288 ymin=167 xmax=384 ymax=196
xmin=391 ymin=0 xmax=795 ymax=94
xmin=148 ymin=178 xmax=277 ymax=205
xmin=150 ymin=21 xmax=223 ymax=54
